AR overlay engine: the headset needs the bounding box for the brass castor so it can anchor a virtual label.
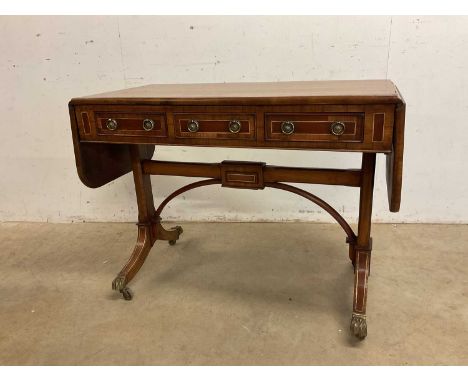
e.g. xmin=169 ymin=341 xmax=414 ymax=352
xmin=121 ymin=287 xmax=133 ymax=301
xmin=168 ymin=226 xmax=183 ymax=245
xmin=350 ymin=313 xmax=367 ymax=340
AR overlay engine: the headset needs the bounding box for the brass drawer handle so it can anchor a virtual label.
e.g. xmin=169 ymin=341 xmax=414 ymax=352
xmin=106 ymin=118 xmax=118 ymax=131
xmin=280 ymin=121 xmax=295 ymax=135
xmin=142 ymin=119 xmax=155 ymax=131
xmin=187 ymin=120 xmax=199 ymax=133
xmin=330 ymin=121 xmax=345 ymax=136
xmin=228 ymin=120 xmax=242 ymax=133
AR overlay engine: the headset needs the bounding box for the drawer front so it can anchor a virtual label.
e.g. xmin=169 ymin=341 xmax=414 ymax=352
xmin=265 ymin=113 xmax=364 ymax=142
xmin=174 ymin=113 xmax=256 ymax=140
xmin=95 ymin=112 xmax=167 ymax=138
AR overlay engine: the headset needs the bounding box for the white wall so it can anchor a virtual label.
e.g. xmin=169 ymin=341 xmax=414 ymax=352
xmin=1 ymin=16 xmax=467 ymax=223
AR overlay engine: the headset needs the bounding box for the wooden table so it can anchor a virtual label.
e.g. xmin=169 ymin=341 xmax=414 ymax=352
xmin=68 ymin=80 xmax=405 ymax=340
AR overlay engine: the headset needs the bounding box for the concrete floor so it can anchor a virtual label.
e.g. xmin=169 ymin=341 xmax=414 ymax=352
xmin=0 ymin=222 xmax=467 ymax=365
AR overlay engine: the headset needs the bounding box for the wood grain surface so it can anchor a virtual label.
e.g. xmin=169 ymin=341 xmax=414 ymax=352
xmin=70 ymin=80 xmax=402 ymax=106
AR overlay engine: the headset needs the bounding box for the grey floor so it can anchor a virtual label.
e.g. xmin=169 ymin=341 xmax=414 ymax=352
xmin=0 ymin=222 xmax=467 ymax=365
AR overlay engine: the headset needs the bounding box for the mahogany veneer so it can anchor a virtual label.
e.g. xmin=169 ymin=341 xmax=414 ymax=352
xmin=68 ymin=80 xmax=406 ymax=340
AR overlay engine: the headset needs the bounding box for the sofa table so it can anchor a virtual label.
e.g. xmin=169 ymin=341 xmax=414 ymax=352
xmin=68 ymin=80 xmax=405 ymax=340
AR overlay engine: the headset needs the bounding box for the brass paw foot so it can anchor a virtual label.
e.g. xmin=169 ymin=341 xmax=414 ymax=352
xmin=168 ymin=226 xmax=183 ymax=245
xmin=112 ymin=275 xmax=125 ymax=291
xmin=350 ymin=313 xmax=367 ymax=340
xmin=112 ymin=275 xmax=133 ymax=301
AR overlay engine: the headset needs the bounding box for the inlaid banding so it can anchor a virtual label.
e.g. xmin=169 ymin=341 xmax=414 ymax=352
xmin=372 ymin=113 xmax=385 ymax=142
xmin=226 ymin=172 xmax=258 ymax=184
xmin=81 ymin=112 xmax=91 ymax=135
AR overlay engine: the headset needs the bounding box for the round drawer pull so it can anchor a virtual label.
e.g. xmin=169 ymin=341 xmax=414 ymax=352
xmin=106 ymin=118 xmax=118 ymax=131
xmin=142 ymin=119 xmax=155 ymax=131
xmin=280 ymin=121 xmax=295 ymax=135
xmin=187 ymin=120 xmax=199 ymax=133
xmin=330 ymin=121 xmax=345 ymax=136
xmin=228 ymin=120 xmax=242 ymax=133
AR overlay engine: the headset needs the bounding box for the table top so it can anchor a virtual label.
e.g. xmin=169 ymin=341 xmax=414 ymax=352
xmin=71 ymin=80 xmax=403 ymax=106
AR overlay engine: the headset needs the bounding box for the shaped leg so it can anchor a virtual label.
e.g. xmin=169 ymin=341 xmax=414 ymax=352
xmin=112 ymin=224 xmax=152 ymax=300
xmin=153 ymin=219 xmax=183 ymax=246
xmin=350 ymin=249 xmax=371 ymax=339
xmin=350 ymin=153 xmax=375 ymax=340
xmin=112 ymin=145 xmax=156 ymax=300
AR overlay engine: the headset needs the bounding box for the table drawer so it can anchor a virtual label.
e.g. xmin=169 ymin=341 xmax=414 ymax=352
xmin=174 ymin=113 xmax=256 ymax=140
xmin=95 ymin=112 xmax=167 ymax=138
xmin=265 ymin=113 xmax=364 ymax=143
